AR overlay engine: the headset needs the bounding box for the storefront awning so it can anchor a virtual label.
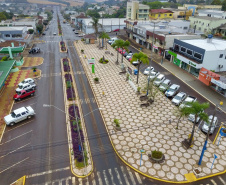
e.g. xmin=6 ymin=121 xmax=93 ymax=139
xmin=211 ymin=78 xmax=226 ymax=89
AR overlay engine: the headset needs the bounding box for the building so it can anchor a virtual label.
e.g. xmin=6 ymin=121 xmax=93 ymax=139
xmin=168 ymin=37 xmax=226 ymax=77
xmin=164 ymin=8 xmax=193 ymax=20
xmin=126 ymin=1 xmax=149 ymax=20
xmin=82 ymin=18 xmax=126 ymax=34
xmin=189 ymin=16 xmax=226 ymax=35
xmin=73 ymin=13 xmax=88 ymax=30
xmin=149 ymin=9 xmax=173 ymax=20
xmin=0 ymin=27 xmax=27 ymax=40
xmin=198 ymin=9 xmax=226 ymax=19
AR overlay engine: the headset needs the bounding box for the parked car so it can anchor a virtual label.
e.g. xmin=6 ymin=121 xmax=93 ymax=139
xmin=159 ymin=79 xmax=171 ymax=92
xmin=188 ymin=110 xmax=204 ymax=123
xmin=42 ymin=32 xmax=46 ymax=35
xmin=16 ymin=82 xmax=36 ymax=93
xmin=126 ymin=53 xmax=133 ymax=59
xmin=53 ymin=32 xmax=57 ymax=35
xmin=132 ymin=60 xmax=140 ymax=66
xmin=18 ymin=78 xmax=35 ymax=86
xmin=29 ymin=47 xmax=40 ymax=54
xmin=165 ymin=84 xmax=180 ymax=97
xmin=78 ymin=33 xmax=85 ymax=37
xmin=13 ymin=89 xmax=35 ymax=101
xmin=4 ymin=106 xmax=35 ymax=126
xmin=143 ymin=66 xmax=154 ymax=75
xmin=147 ymin=71 xmax=159 ymax=81
xmin=179 ymin=96 xmax=197 ymax=109
xmin=202 ymin=115 xmax=218 ymax=134
xmin=108 ymin=38 xmax=118 ymax=45
xmin=72 ymin=29 xmax=75 ymax=31
xmin=113 ymin=29 xmax=120 ymax=32
xmin=171 ymin=92 xmax=187 ymax=106
xmin=153 ymin=74 xmax=165 ymax=86
xmin=74 ymin=31 xmax=79 ymax=34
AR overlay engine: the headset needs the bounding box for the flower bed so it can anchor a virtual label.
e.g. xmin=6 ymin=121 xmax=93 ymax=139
xmin=57 ymin=14 xmax=62 ymax=35
xmin=62 ymin=58 xmax=70 ymax=72
xmin=65 ymin=74 xmax=75 ymax=100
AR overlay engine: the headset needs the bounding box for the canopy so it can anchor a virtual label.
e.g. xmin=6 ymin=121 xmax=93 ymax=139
xmin=0 ymin=46 xmax=24 ymax=54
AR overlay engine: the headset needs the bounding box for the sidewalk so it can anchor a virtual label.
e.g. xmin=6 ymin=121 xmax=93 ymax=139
xmin=118 ymin=35 xmax=226 ymax=112
xmin=74 ymin=40 xmax=226 ymax=183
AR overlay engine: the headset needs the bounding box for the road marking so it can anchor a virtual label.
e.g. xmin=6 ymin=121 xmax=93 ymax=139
xmin=210 ymin=179 xmax=217 ymax=185
xmin=103 ymin=170 xmax=109 ymax=185
xmin=0 ymin=157 xmax=29 ymax=174
xmin=114 ymin=167 xmax=123 ymax=185
xmin=0 ymin=142 xmax=30 ymax=159
xmin=72 ymin=176 xmax=76 ymax=184
xmin=120 ymin=166 xmax=130 ymax=185
xmin=108 ymin=169 xmax=116 ymax=185
xmin=0 ymin=130 xmax=32 ymax=145
xmin=218 ymin=176 xmax=226 ymax=184
xmin=78 ymin=178 xmax=83 ymax=185
xmin=134 ymin=172 xmax=142 ymax=184
xmin=97 ymin=171 xmax=103 ymax=185
xmin=126 ymin=166 xmax=137 ymax=185
xmin=26 ymin=166 xmax=70 ymax=178
xmin=6 ymin=120 xmax=33 ymax=132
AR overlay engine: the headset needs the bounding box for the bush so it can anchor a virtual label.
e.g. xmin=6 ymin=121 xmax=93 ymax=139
xmin=28 ymin=29 xmax=34 ymax=34
xmin=94 ymin=77 xmax=99 ymax=82
xmin=1 ymin=56 xmax=8 ymax=61
xmin=114 ymin=119 xmax=120 ymax=127
xmin=66 ymin=81 xmax=72 ymax=88
xmin=81 ymin=49 xmax=84 ymax=53
xmin=151 ymin=150 xmax=163 ymax=159
xmin=223 ymin=36 xmax=226 ymax=40
xmin=137 ymin=87 xmax=141 ymax=92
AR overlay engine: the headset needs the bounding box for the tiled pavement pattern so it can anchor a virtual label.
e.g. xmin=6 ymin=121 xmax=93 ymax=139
xmin=0 ymin=70 xmax=41 ymax=141
xmin=74 ymin=40 xmax=226 ymax=182
xmin=23 ymin=57 xmax=44 ymax=67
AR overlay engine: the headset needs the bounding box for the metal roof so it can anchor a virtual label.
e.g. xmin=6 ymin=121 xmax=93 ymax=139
xmin=0 ymin=46 xmax=24 ymax=54
xmin=0 ymin=60 xmax=15 ymax=89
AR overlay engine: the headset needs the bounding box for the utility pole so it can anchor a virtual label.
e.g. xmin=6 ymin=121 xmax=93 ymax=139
xmin=150 ymin=21 xmax=158 ymax=59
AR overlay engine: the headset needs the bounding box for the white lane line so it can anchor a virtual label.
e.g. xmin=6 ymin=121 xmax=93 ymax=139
xmin=92 ymin=179 xmax=96 ymax=185
xmin=103 ymin=170 xmax=109 ymax=185
xmin=120 ymin=166 xmax=130 ymax=185
xmin=26 ymin=166 xmax=70 ymax=178
xmin=210 ymin=179 xmax=217 ymax=185
xmin=97 ymin=171 xmax=103 ymax=185
xmin=72 ymin=176 xmax=76 ymax=185
xmin=134 ymin=172 xmax=142 ymax=184
xmin=0 ymin=142 xmax=30 ymax=159
xmin=0 ymin=157 xmax=29 ymax=174
xmin=7 ymin=120 xmax=33 ymax=132
xmin=78 ymin=178 xmax=83 ymax=185
xmin=126 ymin=166 xmax=137 ymax=185
xmin=108 ymin=169 xmax=116 ymax=185
xmin=59 ymin=179 xmax=63 ymax=185
xmin=0 ymin=130 xmax=33 ymax=145
xmin=218 ymin=176 xmax=226 ymax=184
xmin=114 ymin=167 xmax=123 ymax=185
xmin=85 ymin=177 xmax=89 ymax=185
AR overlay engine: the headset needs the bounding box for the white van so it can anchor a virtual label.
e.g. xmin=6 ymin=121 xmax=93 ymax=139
xmin=108 ymin=38 xmax=118 ymax=45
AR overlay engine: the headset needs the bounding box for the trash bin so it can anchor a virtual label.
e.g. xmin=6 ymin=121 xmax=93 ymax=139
xmin=134 ymin=69 xmax=138 ymax=75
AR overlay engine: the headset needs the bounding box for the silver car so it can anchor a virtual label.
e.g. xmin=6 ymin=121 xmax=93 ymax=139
xmin=202 ymin=115 xmax=218 ymax=134
xmin=153 ymin=74 xmax=165 ymax=86
xmin=165 ymin=84 xmax=180 ymax=97
xmin=126 ymin=53 xmax=133 ymax=59
xmin=143 ymin=66 xmax=154 ymax=75
xmin=171 ymin=92 xmax=187 ymax=106
xmin=159 ymin=79 xmax=171 ymax=92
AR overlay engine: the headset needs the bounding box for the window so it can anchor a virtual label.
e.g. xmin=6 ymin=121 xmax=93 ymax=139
xmin=219 ymin=54 xmax=223 ymax=58
xmin=5 ymin=34 xmax=10 ymax=37
xmin=169 ymin=14 xmax=172 ymax=16
xmin=187 ymin=49 xmax=192 ymax=55
xmin=16 ymin=114 xmax=21 ymax=118
xmin=225 ymin=56 xmax=226 ymax=59
xmin=21 ymin=112 xmax=26 ymax=116
xmin=181 ymin=47 xmax=186 ymax=52
xmin=174 ymin=44 xmax=179 ymax=51
xmin=183 ymin=27 xmax=188 ymax=30
xmin=207 ymin=23 xmax=209 ymax=26
xmin=194 ymin=52 xmax=202 ymax=60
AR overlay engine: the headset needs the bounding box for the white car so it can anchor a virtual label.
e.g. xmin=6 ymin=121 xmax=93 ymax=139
xmin=18 ymin=78 xmax=34 ymax=86
xmin=126 ymin=53 xmax=133 ymax=59
xmin=188 ymin=111 xmax=203 ymax=123
xmin=171 ymin=92 xmax=187 ymax=106
xmin=4 ymin=106 xmax=35 ymax=126
xmin=159 ymin=79 xmax=171 ymax=92
xmin=143 ymin=66 xmax=154 ymax=75
xmin=53 ymin=33 xmax=57 ymax=35
xmin=16 ymin=82 xmax=36 ymax=93
xmin=202 ymin=115 xmax=218 ymax=134
xmin=147 ymin=71 xmax=159 ymax=81
xmin=179 ymin=96 xmax=197 ymax=109
xmin=165 ymin=84 xmax=180 ymax=97
xmin=153 ymin=74 xmax=165 ymax=86
xmin=78 ymin=33 xmax=85 ymax=37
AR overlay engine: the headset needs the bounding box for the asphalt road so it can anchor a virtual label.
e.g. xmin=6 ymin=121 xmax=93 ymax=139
xmin=0 ymin=6 xmax=226 ymax=185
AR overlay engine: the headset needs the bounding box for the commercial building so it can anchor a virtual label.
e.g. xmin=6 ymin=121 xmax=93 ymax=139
xmin=163 ymin=8 xmax=193 ymax=20
xmin=0 ymin=27 xmax=27 ymax=40
xmin=168 ymin=36 xmax=226 ymax=77
xmin=149 ymin=9 xmax=173 ymax=20
xmin=126 ymin=1 xmax=149 ymax=20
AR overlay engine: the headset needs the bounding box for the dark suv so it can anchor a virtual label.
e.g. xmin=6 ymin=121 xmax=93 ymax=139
xmin=29 ymin=47 xmax=40 ymax=54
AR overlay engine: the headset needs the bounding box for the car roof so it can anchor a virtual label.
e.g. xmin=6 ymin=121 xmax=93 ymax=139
xmin=176 ymin=92 xmax=186 ymax=97
xmin=209 ymin=115 xmax=218 ymax=121
xmin=14 ymin=107 xmax=27 ymax=114
xmin=24 ymin=78 xmax=32 ymax=81
xmin=157 ymin=74 xmax=164 ymax=78
xmin=163 ymin=79 xmax=170 ymax=83
xmin=170 ymin=84 xmax=179 ymax=88
xmin=185 ymin=97 xmax=194 ymax=102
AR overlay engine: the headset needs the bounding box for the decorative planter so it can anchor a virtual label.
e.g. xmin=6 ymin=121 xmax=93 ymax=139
xmin=94 ymin=80 xmax=99 ymax=84
xmin=220 ymin=128 xmax=226 ymax=137
xmin=113 ymin=125 xmax=121 ymax=131
xmin=148 ymin=153 xmax=165 ymax=163
xmin=10 ymin=67 xmax=19 ymax=73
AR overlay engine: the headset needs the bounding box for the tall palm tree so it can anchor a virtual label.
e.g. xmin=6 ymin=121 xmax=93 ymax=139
xmin=120 ymin=40 xmax=130 ymax=64
xmin=130 ymin=52 xmax=149 ymax=84
xmin=174 ymin=107 xmax=190 ymax=129
xmin=181 ymin=101 xmax=209 ymax=148
xmin=112 ymin=39 xmax=123 ymax=65
xmin=90 ymin=17 xmax=102 ymax=44
xmin=99 ymin=32 xmax=110 ymax=49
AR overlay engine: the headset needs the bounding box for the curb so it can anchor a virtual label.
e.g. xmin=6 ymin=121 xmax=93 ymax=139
xmin=74 ymin=41 xmax=226 ymax=184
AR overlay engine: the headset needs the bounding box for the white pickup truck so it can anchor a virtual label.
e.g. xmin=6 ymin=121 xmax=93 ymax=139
xmin=179 ymin=95 xmax=197 ymax=109
xmin=16 ymin=82 xmax=36 ymax=93
xmin=4 ymin=106 xmax=35 ymax=126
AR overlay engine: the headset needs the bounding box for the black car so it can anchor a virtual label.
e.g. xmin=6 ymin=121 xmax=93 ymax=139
xmin=42 ymin=33 xmax=46 ymax=35
xmin=29 ymin=47 xmax=40 ymax=54
xmin=72 ymin=29 xmax=75 ymax=31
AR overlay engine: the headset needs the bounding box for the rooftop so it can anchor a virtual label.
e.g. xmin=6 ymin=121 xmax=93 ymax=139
xmin=190 ymin=16 xmax=225 ymax=21
xmin=0 ymin=27 xmax=25 ymax=31
xmin=0 ymin=40 xmax=25 ymax=48
xmin=83 ymin=18 xmax=126 ymax=26
xmin=150 ymin=9 xmax=173 ymax=14
xmin=181 ymin=39 xmax=226 ymax=51
xmin=0 ymin=60 xmax=15 ymax=89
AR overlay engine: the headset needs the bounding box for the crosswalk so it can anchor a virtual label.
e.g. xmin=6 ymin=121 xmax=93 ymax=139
xmin=199 ymin=176 xmax=226 ymax=185
xmin=28 ymin=165 xmax=145 ymax=185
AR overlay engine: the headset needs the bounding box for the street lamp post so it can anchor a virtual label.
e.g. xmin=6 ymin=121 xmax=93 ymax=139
xmin=146 ymin=69 xmax=152 ymax=95
xmin=43 ymin=104 xmax=102 ymax=173
xmin=198 ymin=101 xmax=223 ymax=166
xmin=161 ymin=36 xmax=165 ymax=65
xmin=150 ymin=21 xmax=159 ymax=59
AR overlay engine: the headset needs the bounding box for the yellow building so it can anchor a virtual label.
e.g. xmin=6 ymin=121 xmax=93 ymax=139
xmin=149 ymin=9 xmax=173 ymax=20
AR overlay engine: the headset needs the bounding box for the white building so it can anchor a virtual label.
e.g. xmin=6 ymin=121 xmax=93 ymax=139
xmin=168 ymin=37 xmax=226 ymax=76
xmin=0 ymin=27 xmax=27 ymax=40
xmin=82 ymin=18 xmax=126 ymax=34
xmin=198 ymin=9 xmax=226 ymax=19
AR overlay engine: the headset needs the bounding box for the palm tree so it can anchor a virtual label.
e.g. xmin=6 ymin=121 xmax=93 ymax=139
xmin=112 ymin=39 xmax=123 ymax=65
xmin=90 ymin=17 xmax=102 ymax=44
xmin=181 ymin=101 xmax=209 ymax=148
xmin=120 ymin=40 xmax=130 ymax=64
xmin=174 ymin=107 xmax=190 ymax=130
xmin=99 ymin=32 xmax=110 ymax=49
xmin=130 ymin=52 xmax=149 ymax=84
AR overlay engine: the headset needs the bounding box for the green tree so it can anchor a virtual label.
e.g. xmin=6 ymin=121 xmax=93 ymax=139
xmin=28 ymin=29 xmax=34 ymax=34
xmin=174 ymin=107 xmax=190 ymax=129
xmin=90 ymin=17 xmax=102 ymax=39
xmin=181 ymin=101 xmax=209 ymax=148
xmin=119 ymin=40 xmax=130 ymax=64
xmin=222 ymin=0 xmax=226 ymax=10
xmin=131 ymin=52 xmax=149 ymax=84
xmin=0 ymin=12 xmax=7 ymax=22
xmin=86 ymin=10 xmax=100 ymax=18
xmin=36 ymin=24 xmax=43 ymax=34
xmin=99 ymin=32 xmax=110 ymax=49
xmin=112 ymin=39 xmax=123 ymax=65
xmin=211 ymin=0 xmax=222 ymax=5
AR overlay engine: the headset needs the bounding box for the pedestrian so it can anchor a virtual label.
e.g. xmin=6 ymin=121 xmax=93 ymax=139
xmin=102 ymin=91 xmax=105 ymax=97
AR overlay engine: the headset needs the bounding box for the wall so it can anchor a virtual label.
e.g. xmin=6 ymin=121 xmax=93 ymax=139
xmin=150 ymin=13 xmax=173 ymax=19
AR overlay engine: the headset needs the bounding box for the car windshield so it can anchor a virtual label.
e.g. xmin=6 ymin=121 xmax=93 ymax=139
xmin=174 ymin=95 xmax=182 ymax=100
xmin=11 ymin=112 xmax=16 ymax=118
xmin=18 ymin=85 xmax=23 ymax=89
xmin=168 ymin=88 xmax=175 ymax=92
xmin=21 ymin=80 xmax=26 ymax=84
xmin=161 ymin=83 xmax=168 ymax=88
xmin=150 ymin=73 xmax=155 ymax=77
xmin=17 ymin=91 xmax=22 ymax=95
xmin=183 ymin=100 xmax=190 ymax=104
xmin=145 ymin=68 xmax=151 ymax=72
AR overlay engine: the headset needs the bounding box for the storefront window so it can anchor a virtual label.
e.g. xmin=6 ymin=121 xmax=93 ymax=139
xmin=190 ymin=66 xmax=200 ymax=77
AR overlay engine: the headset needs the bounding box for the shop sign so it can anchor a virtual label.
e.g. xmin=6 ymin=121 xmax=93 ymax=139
xmin=153 ymin=45 xmax=158 ymax=49
xmin=173 ymin=58 xmax=181 ymax=66
xmin=211 ymin=78 xmax=226 ymax=89
xmin=168 ymin=50 xmax=177 ymax=57
xmin=189 ymin=61 xmax=196 ymax=67
xmin=177 ymin=55 xmax=202 ymax=68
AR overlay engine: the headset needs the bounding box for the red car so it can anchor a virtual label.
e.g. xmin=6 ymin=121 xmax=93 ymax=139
xmin=14 ymin=89 xmax=35 ymax=101
xmin=113 ymin=29 xmax=120 ymax=32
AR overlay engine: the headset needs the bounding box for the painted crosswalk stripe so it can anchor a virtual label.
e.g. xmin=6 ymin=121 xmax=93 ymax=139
xmin=59 ymin=179 xmax=62 ymax=185
xmin=210 ymin=179 xmax=217 ymax=185
xmin=72 ymin=177 xmax=76 ymax=185
xmin=114 ymin=167 xmax=123 ymax=185
xmin=97 ymin=171 xmax=103 ymax=185
xmin=78 ymin=178 xmax=83 ymax=185
xmin=92 ymin=179 xmax=96 ymax=185
xmin=103 ymin=170 xmax=109 ymax=185
xmin=126 ymin=166 xmax=137 ymax=185
xmin=218 ymin=176 xmax=226 ymax=185
xmin=108 ymin=169 xmax=116 ymax=185
xmin=120 ymin=166 xmax=131 ymax=185
xmin=134 ymin=172 xmax=142 ymax=184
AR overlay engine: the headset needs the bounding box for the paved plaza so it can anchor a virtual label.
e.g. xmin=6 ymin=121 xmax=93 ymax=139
xmin=74 ymin=40 xmax=226 ymax=182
